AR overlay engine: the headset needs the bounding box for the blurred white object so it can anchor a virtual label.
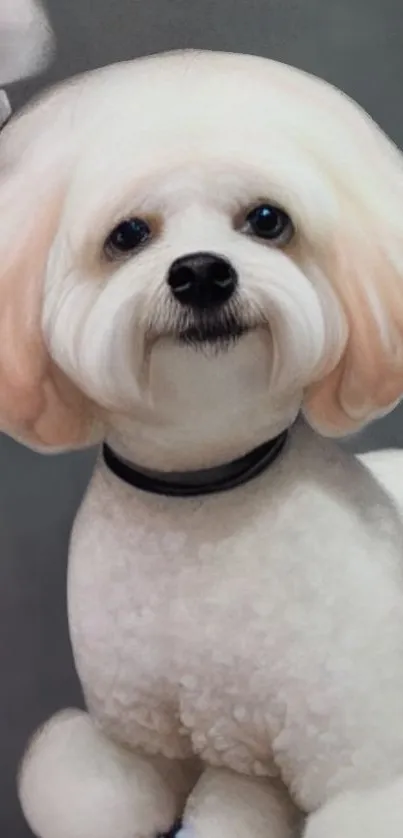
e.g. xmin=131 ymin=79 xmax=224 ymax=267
xmin=0 ymin=88 xmax=10 ymax=126
xmin=0 ymin=0 xmax=54 ymax=86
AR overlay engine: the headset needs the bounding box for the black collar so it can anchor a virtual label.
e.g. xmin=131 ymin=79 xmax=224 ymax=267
xmin=102 ymin=430 xmax=288 ymax=498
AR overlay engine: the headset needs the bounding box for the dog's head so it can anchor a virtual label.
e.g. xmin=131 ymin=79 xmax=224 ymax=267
xmin=1 ymin=50 xmax=403 ymax=467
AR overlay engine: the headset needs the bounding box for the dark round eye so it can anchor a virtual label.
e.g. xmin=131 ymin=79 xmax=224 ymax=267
xmin=245 ymin=204 xmax=294 ymax=245
xmin=104 ymin=217 xmax=151 ymax=257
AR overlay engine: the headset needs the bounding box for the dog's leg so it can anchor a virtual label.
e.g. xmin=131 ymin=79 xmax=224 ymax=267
xmin=19 ymin=709 xmax=197 ymax=838
xmin=177 ymin=766 xmax=302 ymax=838
xmin=303 ymin=776 xmax=403 ymax=838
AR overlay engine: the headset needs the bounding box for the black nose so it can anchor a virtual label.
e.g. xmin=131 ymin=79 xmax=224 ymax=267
xmin=167 ymin=252 xmax=238 ymax=310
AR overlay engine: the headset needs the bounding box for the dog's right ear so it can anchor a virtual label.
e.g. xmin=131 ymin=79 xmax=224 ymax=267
xmin=0 ymin=91 xmax=101 ymax=450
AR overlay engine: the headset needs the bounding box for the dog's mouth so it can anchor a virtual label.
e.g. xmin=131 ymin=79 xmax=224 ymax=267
xmin=176 ymin=304 xmax=252 ymax=351
xmin=146 ymin=299 xmax=260 ymax=353
xmin=179 ymin=316 xmax=249 ymax=350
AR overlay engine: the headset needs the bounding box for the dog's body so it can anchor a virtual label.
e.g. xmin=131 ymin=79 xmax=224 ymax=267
xmin=71 ymin=423 xmax=403 ymax=809
xmin=3 ymin=49 xmax=403 ymax=837
xmin=26 ymin=424 xmax=403 ymax=838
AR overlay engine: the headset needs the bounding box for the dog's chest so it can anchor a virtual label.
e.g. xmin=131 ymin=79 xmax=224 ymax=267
xmin=68 ymin=455 xmax=403 ymax=788
xmin=69 ymin=475 xmax=290 ymax=768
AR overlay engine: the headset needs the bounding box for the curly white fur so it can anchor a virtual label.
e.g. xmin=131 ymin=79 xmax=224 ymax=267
xmin=2 ymin=50 xmax=403 ymax=838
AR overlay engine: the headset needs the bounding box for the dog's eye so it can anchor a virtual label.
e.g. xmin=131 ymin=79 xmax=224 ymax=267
xmin=104 ymin=218 xmax=151 ymax=257
xmin=244 ymin=204 xmax=294 ymax=245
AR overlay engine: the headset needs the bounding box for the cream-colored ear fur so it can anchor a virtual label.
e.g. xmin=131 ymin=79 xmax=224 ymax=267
xmin=0 ymin=94 xmax=98 ymax=449
xmin=304 ymin=223 xmax=403 ymax=435
xmin=303 ymin=107 xmax=403 ymax=436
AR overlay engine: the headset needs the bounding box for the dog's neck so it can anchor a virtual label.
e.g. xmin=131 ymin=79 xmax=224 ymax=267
xmin=102 ymin=429 xmax=289 ymax=497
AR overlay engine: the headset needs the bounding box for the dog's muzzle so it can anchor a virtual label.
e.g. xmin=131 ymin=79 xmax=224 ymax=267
xmin=166 ymin=251 xmax=247 ymax=348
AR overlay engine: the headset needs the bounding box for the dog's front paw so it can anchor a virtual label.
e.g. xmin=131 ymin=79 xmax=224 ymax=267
xmin=178 ymin=767 xmax=300 ymax=838
xmin=19 ymin=710 xmax=182 ymax=838
xmin=304 ymin=778 xmax=403 ymax=838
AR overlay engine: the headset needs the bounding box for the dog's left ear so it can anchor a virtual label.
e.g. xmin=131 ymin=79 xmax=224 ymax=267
xmin=303 ymin=119 xmax=403 ymax=436
xmin=0 ymin=93 xmax=101 ymax=450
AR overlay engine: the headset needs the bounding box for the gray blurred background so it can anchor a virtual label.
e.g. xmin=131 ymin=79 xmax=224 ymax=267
xmin=3 ymin=0 xmax=403 ymax=833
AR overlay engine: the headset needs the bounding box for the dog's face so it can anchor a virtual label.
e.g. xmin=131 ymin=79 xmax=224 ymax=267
xmin=1 ymin=50 xmax=403 ymax=465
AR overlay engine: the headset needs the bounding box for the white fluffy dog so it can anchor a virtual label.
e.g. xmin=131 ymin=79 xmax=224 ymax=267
xmin=3 ymin=50 xmax=403 ymax=838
